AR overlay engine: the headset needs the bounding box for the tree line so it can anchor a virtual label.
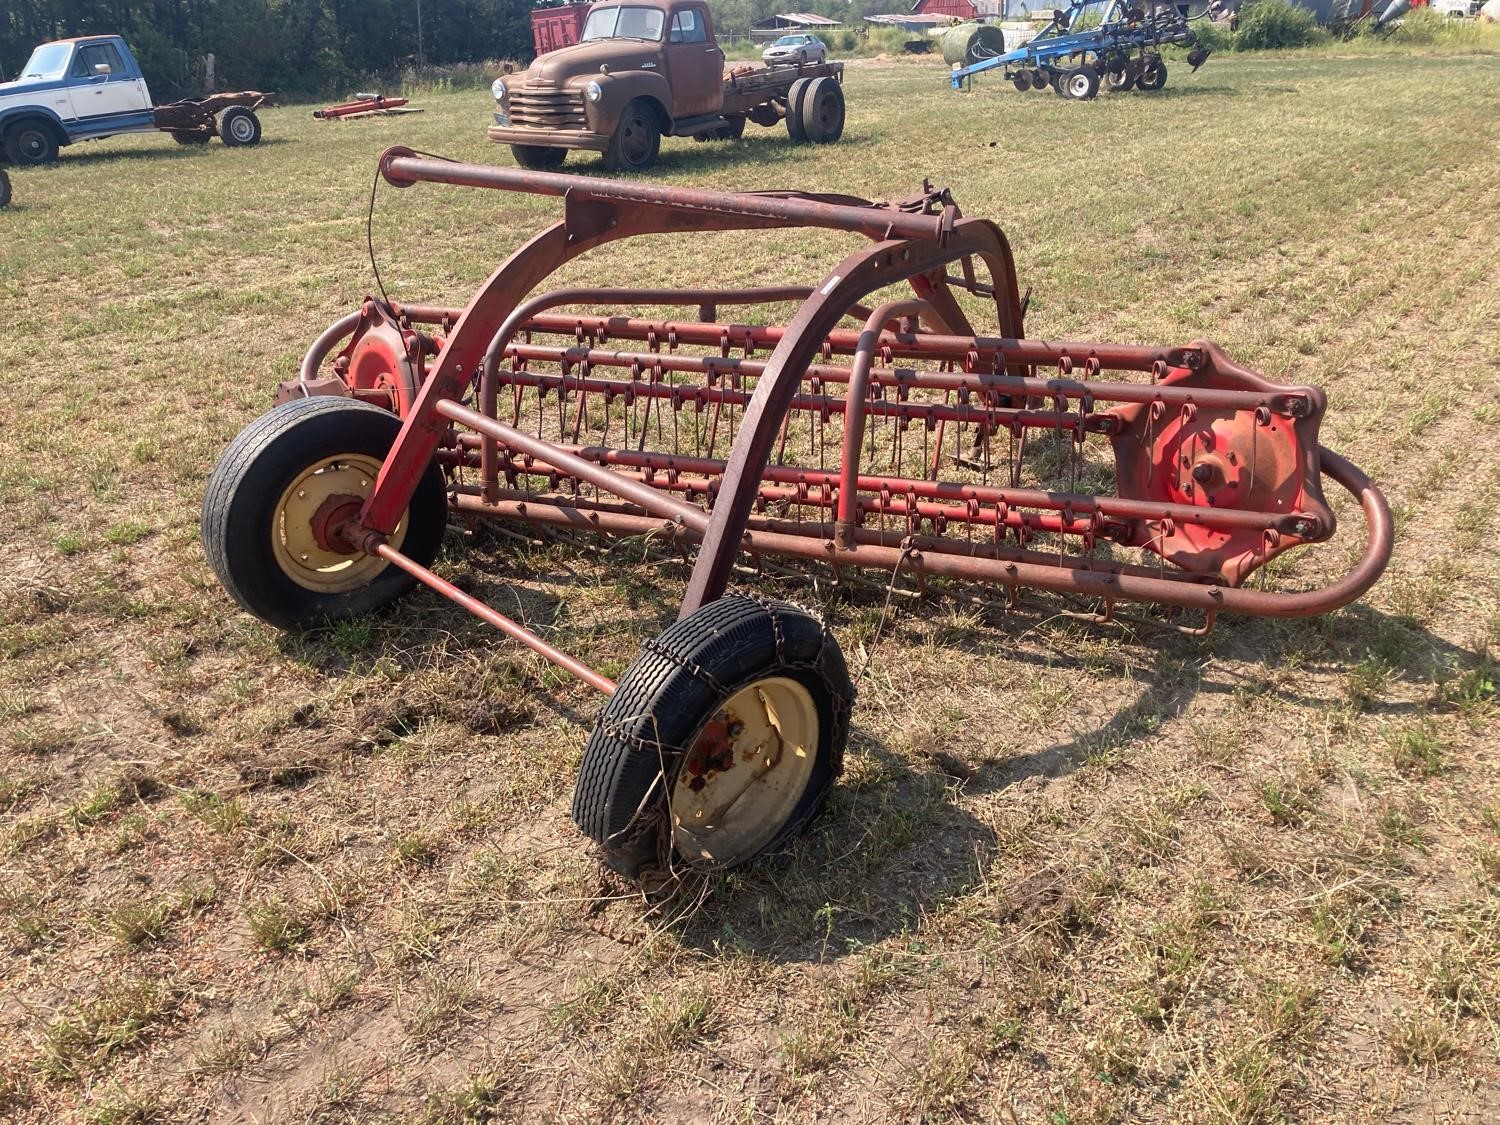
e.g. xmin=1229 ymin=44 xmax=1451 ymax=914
xmin=1 ymin=1 xmax=914 ymax=100
xmin=1 ymin=1 xmax=537 ymax=99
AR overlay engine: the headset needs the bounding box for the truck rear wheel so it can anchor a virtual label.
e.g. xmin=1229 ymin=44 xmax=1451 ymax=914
xmin=219 ymin=107 xmax=262 ymax=147
xmin=604 ymin=99 xmax=661 ymax=173
xmin=784 ymin=78 xmax=812 ymax=143
xmin=511 ymin=144 xmax=567 ymax=170
xmin=800 ymin=77 xmax=845 ymax=144
xmin=4 ymin=121 xmax=59 ymax=166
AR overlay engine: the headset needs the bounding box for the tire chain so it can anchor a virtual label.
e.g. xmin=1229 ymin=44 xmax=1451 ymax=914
xmin=597 ymin=591 xmax=853 ymax=879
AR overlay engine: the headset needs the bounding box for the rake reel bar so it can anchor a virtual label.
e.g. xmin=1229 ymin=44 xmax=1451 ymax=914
xmin=208 ymin=150 xmax=1392 ymax=878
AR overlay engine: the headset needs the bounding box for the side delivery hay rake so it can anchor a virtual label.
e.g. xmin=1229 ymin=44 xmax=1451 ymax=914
xmin=202 ymin=148 xmax=1393 ymax=881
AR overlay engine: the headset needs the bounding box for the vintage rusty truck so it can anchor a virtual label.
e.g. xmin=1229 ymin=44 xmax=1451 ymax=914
xmin=487 ymin=0 xmax=846 ymax=172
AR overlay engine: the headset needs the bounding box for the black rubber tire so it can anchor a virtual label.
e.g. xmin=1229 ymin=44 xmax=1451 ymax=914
xmin=219 ymin=106 xmax=262 ymax=147
xmin=1138 ymin=58 xmax=1168 ymax=91
xmin=800 ymin=77 xmax=845 ymax=144
xmin=1063 ymin=65 xmax=1101 ymax=100
xmin=172 ymin=131 xmax=211 ymax=145
xmin=784 ymin=77 xmax=812 ymax=143
xmin=201 ymin=397 xmax=447 ymax=631
xmin=603 ymin=98 xmax=661 ymax=172
xmin=0 ymin=169 xmax=10 ymax=210
xmin=4 ymin=121 xmax=60 ymax=166
xmin=511 ymin=143 xmax=567 ymax=170
xmin=1105 ymin=66 xmax=1136 ymax=92
xmin=572 ymin=594 xmax=852 ymax=879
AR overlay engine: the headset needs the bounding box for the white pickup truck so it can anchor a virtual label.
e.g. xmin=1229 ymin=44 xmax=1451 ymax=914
xmin=0 ymin=34 xmax=270 ymax=165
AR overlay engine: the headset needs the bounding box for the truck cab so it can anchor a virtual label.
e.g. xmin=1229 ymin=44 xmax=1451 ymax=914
xmin=0 ymin=35 xmax=155 ymax=164
xmin=490 ymin=0 xmax=726 ymax=170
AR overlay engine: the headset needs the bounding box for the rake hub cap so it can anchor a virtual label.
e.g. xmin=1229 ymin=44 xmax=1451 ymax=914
xmin=271 ymin=453 xmax=408 ymax=593
xmin=671 ymin=676 xmax=819 ymax=868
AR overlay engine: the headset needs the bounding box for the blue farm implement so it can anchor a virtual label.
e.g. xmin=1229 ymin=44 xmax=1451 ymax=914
xmin=949 ymin=0 xmax=1212 ymax=99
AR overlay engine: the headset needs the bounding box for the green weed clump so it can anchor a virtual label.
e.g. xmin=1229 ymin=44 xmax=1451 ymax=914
xmin=1234 ymin=0 xmax=1329 ymax=50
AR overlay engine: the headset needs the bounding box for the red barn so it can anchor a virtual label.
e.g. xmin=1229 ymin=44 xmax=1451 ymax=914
xmin=910 ymin=0 xmax=981 ymax=17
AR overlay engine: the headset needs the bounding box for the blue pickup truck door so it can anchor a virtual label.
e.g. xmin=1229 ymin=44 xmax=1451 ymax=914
xmin=66 ymin=41 xmax=149 ymax=124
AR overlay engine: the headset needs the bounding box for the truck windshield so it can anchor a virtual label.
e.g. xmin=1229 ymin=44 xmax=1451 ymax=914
xmin=21 ymin=42 xmax=72 ymax=80
xmin=581 ymin=6 xmax=666 ymax=41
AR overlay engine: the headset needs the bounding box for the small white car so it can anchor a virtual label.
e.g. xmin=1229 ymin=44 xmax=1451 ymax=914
xmin=762 ymin=34 xmax=828 ymax=65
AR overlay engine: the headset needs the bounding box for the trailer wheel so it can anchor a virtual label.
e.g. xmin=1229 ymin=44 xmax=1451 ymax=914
xmin=572 ymin=594 xmax=852 ymax=879
xmin=784 ymin=77 xmax=813 ymax=142
xmin=0 ymin=169 xmax=10 ymax=209
xmin=511 ymin=144 xmax=567 ymax=170
xmin=800 ymin=77 xmax=845 ymax=144
xmin=172 ymin=131 xmax=211 ymax=145
xmin=1063 ymin=66 xmax=1101 ymax=100
xmin=1138 ymin=58 xmax=1168 ymax=91
xmin=219 ymin=107 xmax=262 ymax=147
xmin=1105 ymin=66 xmax=1136 ymax=92
xmin=4 ymin=121 xmax=59 ymax=166
xmin=201 ymin=397 xmax=447 ymax=631
xmin=604 ymin=99 xmax=661 ymax=172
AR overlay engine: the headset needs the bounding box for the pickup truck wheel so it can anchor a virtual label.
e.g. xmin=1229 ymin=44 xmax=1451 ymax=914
xmin=784 ymin=78 xmax=812 ymax=143
xmin=801 ymin=77 xmax=845 ymax=144
xmin=5 ymin=122 xmax=60 ymax=166
xmin=172 ymin=131 xmax=211 ymax=146
xmin=604 ymin=99 xmax=661 ymax=172
xmin=219 ymin=107 xmax=262 ymax=147
xmin=0 ymin=170 xmax=10 ymax=210
xmin=511 ymin=144 xmax=566 ymax=170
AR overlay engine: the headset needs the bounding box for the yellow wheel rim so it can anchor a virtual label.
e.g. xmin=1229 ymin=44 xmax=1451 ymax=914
xmin=671 ymin=676 xmax=819 ymax=869
xmin=270 ymin=453 xmax=408 ymax=594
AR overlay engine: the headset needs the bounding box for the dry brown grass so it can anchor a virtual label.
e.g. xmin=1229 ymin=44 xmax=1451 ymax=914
xmin=2 ymin=46 xmax=1499 ymax=1122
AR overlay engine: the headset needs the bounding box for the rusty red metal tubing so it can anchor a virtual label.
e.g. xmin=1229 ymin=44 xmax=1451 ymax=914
xmin=445 ymin=444 xmax=1389 ymax=620
xmin=449 ymin=434 xmax=1309 ymax=536
xmin=434 ymin=398 xmax=712 ymax=534
xmin=478 ymin=286 xmax=854 ymax=506
xmin=368 ymin=538 xmax=617 ymax=695
xmin=380 ymin=151 xmax=957 ymax=245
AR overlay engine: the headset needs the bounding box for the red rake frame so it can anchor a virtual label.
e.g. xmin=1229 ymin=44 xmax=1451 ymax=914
xmin=290 ymin=148 xmax=1390 ymax=662
xmin=215 ymin=151 xmax=1397 ymax=876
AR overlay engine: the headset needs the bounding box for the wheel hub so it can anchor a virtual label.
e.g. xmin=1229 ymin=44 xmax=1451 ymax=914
xmin=671 ymin=676 xmax=819 ymax=868
xmin=271 ymin=453 xmax=409 ymax=593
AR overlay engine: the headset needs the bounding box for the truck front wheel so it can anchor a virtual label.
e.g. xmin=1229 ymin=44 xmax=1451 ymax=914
xmin=4 ymin=122 xmax=60 ymax=166
xmin=603 ymin=99 xmax=661 ymax=173
xmin=511 ymin=144 xmax=567 ymax=170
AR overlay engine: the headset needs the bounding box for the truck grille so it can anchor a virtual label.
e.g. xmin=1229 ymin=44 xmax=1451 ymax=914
xmin=508 ymin=87 xmax=587 ymax=131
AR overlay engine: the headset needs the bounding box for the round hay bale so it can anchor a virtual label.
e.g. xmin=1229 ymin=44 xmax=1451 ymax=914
xmin=939 ymin=23 xmax=1007 ymax=66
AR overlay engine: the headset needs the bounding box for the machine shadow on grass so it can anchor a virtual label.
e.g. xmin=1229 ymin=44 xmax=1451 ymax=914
xmin=265 ymin=527 xmax=1477 ymax=961
xmin=53 ymin=136 xmax=290 ymax=170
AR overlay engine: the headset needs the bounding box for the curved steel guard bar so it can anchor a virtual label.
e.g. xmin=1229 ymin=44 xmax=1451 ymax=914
xmin=379 ymin=149 xmax=954 ymax=245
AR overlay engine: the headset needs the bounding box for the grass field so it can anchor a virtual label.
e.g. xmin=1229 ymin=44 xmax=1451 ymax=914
xmin=2 ymin=46 xmax=1498 ymax=1123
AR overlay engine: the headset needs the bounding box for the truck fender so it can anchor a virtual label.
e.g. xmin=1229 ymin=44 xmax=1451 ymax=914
xmin=0 ymin=107 xmax=71 ymax=149
xmin=594 ymin=72 xmax=673 ymax=134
